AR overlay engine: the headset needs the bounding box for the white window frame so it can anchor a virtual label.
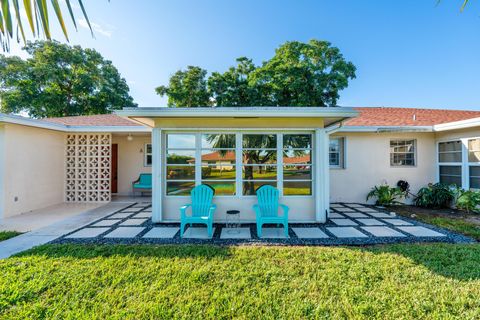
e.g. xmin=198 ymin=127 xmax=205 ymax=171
xmin=390 ymin=139 xmax=416 ymax=167
xmin=437 ymin=139 xmax=463 ymax=187
xmin=144 ymin=143 xmax=152 ymax=167
xmin=165 ymin=133 xmax=197 ymax=196
xmin=163 ymin=131 xmax=314 ymax=198
xmin=435 ymin=138 xmax=480 ymax=190
xmin=329 ymin=137 xmax=345 ymax=169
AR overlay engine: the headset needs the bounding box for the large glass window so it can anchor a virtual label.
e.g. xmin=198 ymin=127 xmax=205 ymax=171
xmin=165 ymin=134 xmax=196 ymax=196
xmin=329 ymin=138 xmax=344 ymax=168
xmin=469 ymin=166 xmax=480 ymax=190
xmin=468 ymin=139 xmax=480 ymax=163
xmin=468 ymin=139 xmax=480 ymax=190
xmin=390 ymin=140 xmax=416 ymax=166
xmin=201 ymin=134 xmax=236 ymax=195
xmin=283 ymin=134 xmax=312 ymax=195
xmin=242 ymin=134 xmax=277 ymax=195
xmin=439 ymin=165 xmax=462 ymax=186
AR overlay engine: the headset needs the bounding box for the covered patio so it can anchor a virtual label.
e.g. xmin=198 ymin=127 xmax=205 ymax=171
xmin=116 ymin=107 xmax=359 ymax=224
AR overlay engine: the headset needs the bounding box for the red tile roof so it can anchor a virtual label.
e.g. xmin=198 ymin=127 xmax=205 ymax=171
xmin=42 ymin=107 xmax=480 ymax=128
xmin=345 ymin=107 xmax=480 ymax=127
xmin=201 ymin=151 xmax=236 ymax=162
xmin=44 ymin=114 xmax=140 ymax=127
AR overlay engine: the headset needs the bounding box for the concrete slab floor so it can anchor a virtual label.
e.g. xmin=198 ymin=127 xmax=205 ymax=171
xmin=0 ymin=202 xmax=102 ymax=233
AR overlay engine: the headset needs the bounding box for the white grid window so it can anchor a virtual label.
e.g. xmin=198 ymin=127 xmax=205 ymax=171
xmin=283 ymin=134 xmax=313 ymax=195
xmin=201 ymin=134 xmax=236 ymax=195
xmin=468 ymin=139 xmax=480 ymax=190
xmin=438 ymin=140 xmax=462 ymax=187
xmin=390 ymin=140 xmax=416 ymax=166
xmin=165 ymin=134 xmax=196 ymax=196
xmin=144 ymin=143 xmax=152 ymax=167
xmin=329 ymin=138 xmax=344 ymax=168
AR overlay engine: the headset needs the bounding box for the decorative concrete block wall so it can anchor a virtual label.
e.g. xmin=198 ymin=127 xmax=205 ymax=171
xmin=65 ymin=134 xmax=111 ymax=202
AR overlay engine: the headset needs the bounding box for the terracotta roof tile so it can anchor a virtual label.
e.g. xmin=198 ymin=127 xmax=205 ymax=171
xmin=345 ymin=107 xmax=480 ymax=127
xmin=44 ymin=114 xmax=140 ymax=127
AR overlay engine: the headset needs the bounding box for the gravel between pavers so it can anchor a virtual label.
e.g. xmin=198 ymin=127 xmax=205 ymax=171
xmin=51 ymin=203 xmax=477 ymax=246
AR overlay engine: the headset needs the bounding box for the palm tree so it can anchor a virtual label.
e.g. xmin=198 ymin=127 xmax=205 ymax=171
xmin=0 ymin=0 xmax=93 ymax=51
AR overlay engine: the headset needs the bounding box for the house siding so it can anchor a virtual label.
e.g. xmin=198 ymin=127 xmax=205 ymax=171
xmin=3 ymin=124 xmax=65 ymax=217
xmin=330 ymin=132 xmax=437 ymax=203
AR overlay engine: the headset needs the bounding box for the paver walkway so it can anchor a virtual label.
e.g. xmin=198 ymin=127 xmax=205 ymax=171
xmin=0 ymin=202 xmax=133 ymax=259
xmin=53 ymin=203 xmax=475 ymax=246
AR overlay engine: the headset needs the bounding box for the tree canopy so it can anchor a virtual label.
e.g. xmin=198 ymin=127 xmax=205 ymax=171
xmin=156 ymin=40 xmax=356 ymax=107
xmin=0 ymin=40 xmax=136 ymax=118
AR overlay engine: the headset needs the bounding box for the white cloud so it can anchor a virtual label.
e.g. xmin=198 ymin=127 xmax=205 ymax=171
xmin=78 ymin=18 xmax=113 ymax=38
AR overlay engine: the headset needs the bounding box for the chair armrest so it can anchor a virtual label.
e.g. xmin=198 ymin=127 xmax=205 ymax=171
xmin=180 ymin=204 xmax=192 ymax=218
xmin=132 ymin=176 xmax=140 ymax=184
xmin=208 ymin=204 xmax=217 ymax=219
xmin=279 ymin=204 xmax=289 ymax=219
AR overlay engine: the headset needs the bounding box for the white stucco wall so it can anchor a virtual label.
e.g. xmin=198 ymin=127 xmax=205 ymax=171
xmin=330 ymin=132 xmax=437 ymax=204
xmin=435 ymin=127 xmax=480 ymax=141
xmin=112 ymin=134 xmax=152 ymax=195
xmin=2 ymin=124 xmax=65 ymax=218
xmin=0 ymin=125 xmax=6 ymax=219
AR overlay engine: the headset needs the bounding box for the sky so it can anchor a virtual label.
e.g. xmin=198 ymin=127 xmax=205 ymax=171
xmin=6 ymin=0 xmax=480 ymax=110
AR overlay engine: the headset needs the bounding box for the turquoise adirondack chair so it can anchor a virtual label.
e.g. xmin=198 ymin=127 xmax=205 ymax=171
xmin=180 ymin=184 xmax=217 ymax=238
xmin=253 ymin=185 xmax=289 ymax=238
xmin=132 ymin=173 xmax=152 ymax=197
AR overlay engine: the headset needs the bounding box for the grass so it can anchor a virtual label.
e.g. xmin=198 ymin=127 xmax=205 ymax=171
xmin=0 ymin=231 xmax=21 ymax=242
xmin=1 ymin=244 xmax=480 ymax=319
xmin=393 ymin=205 xmax=480 ymax=240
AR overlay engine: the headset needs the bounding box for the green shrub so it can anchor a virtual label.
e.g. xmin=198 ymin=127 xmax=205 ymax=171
xmin=366 ymin=184 xmax=406 ymax=206
xmin=414 ymin=183 xmax=455 ymax=209
xmin=454 ymin=189 xmax=480 ymax=214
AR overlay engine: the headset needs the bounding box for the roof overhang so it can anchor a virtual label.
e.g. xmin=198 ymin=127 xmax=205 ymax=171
xmin=433 ymin=116 xmax=480 ymax=132
xmin=116 ymin=106 xmax=359 ymax=128
xmin=0 ymin=113 xmax=149 ymax=133
xmin=338 ymin=125 xmax=434 ymax=133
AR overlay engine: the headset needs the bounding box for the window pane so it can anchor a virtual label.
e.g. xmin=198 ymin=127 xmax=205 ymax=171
xmin=439 ymin=175 xmax=462 ymax=186
xmin=439 ymin=141 xmax=461 ymax=152
xmin=203 ymin=182 xmax=236 ymax=195
xmin=243 ymin=181 xmax=277 ymax=195
xmin=242 ymin=150 xmax=277 ymax=164
xmin=439 ymin=166 xmax=462 ymax=176
xmin=329 ymin=139 xmax=339 ymax=152
xmin=390 ymin=140 xmax=415 ymax=153
xmin=166 ymin=166 xmax=195 ymax=180
xmin=166 ymin=150 xmax=195 ymax=164
xmin=167 ymin=134 xmax=196 ymax=149
xmin=201 ymin=150 xmax=235 ymax=164
xmin=283 ymin=181 xmax=312 ymax=196
xmin=243 ymin=134 xmax=276 ymax=149
xmin=470 ymin=166 xmax=480 ymax=189
xmin=202 ymin=165 xmax=236 ymax=180
xmin=470 ymin=166 xmax=480 ymax=177
xmin=329 ymin=153 xmax=339 ymax=166
xmin=468 ymin=139 xmax=480 ymax=162
xmin=146 ymin=155 xmax=152 ymax=166
xmin=283 ymin=165 xmax=312 ymax=180
xmin=391 ymin=153 xmax=415 ymax=166
xmin=243 ymin=165 xmax=277 ymax=180
xmin=283 ymin=150 xmax=311 ymax=164
xmin=146 ymin=144 xmax=152 ymax=153
xmin=283 ymin=134 xmax=311 ymax=149
xmin=439 ymin=152 xmax=462 ymax=163
xmin=202 ymin=134 xmax=235 ymax=148
xmin=166 ymin=181 xmax=195 ymax=196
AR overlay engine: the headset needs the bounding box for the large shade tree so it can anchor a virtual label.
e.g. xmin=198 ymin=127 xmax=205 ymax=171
xmin=158 ymin=39 xmax=356 ymax=194
xmin=0 ymin=40 xmax=136 ymax=118
xmin=156 ymin=40 xmax=356 ymax=107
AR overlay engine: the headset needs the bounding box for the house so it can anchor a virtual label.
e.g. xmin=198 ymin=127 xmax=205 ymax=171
xmin=0 ymin=106 xmax=479 ymax=223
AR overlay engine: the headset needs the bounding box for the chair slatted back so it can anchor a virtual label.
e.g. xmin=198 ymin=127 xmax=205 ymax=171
xmin=191 ymin=184 xmax=214 ymax=217
xmin=139 ymin=174 xmax=152 ymax=185
xmin=256 ymin=185 xmax=279 ymax=217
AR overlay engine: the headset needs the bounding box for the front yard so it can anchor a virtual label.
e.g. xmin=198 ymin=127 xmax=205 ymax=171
xmin=1 ymin=244 xmax=480 ymax=319
xmin=394 ymin=205 xmax=480 ymax=241
xmin=0 ymin=231 xmax=21 ymax=242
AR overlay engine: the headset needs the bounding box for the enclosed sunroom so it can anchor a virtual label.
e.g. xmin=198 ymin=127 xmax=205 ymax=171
xmin=117 ymin=107 xmax=358 ymax=223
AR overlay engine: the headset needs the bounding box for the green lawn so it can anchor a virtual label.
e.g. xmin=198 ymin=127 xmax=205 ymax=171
xmin=1 ymin=244 xmax=480 ymax=319
xmin=0 ymin=231 xmax=21 ymax=242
